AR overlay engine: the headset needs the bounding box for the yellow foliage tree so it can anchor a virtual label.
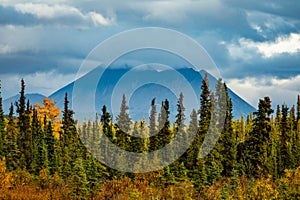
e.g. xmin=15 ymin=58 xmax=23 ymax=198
xmin=34 ymin=98 xmax=62 ymax=139
xmin=0 ymin=158 xmax=13 ymax=193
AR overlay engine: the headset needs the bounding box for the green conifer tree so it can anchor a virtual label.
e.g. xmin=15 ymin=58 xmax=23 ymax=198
xmin=69 ymin=157 xmax=89 ymax=199
xmin=219 ymin=83 xmax=237 ymax=177
xmin=16 ymin=79 xmax=33 ymax=170
xmin=149 ymin=98 xmax=158 ymax=151
xmin=297 ymin=95 xmax=300 ymax=123
xmin=4 ymin=103 xmax=20 ymax=171
xmin=244 ymin=96 xmax=273 ymax=177
xmin=45 ymin=121 xmax=58 ymax=174
xmin=0 ymin=81 xmax=5 ymax=158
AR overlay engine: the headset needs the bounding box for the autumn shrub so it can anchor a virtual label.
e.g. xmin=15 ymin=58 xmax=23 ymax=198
xmin=278 ymin=166 xmax=300 ymax=199
xmin=11 ymin=168 xmax=34 ymax=187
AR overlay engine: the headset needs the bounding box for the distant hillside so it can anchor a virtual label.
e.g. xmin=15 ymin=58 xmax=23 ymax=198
xmin=3 ymin=93 xmax=47 ymax=113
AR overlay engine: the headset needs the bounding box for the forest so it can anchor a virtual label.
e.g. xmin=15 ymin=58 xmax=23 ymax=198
xmin=0 ymin=75 xmax=300 ymax=200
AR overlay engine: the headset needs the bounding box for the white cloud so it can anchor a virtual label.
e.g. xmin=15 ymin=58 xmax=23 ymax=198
xmin=12 ymin=3 xmax=114 ymax=27
xmin=227 ymin=75 xmax=300 ymax=108
xmin=0 ymin=71 xmax=77 ymax=99
xmin=87 ymin=12 xmax=112 ymax=26
xmin=244 ymin=33 xmax=300 ymax=58
xmin=228 ymin=33 xmax=300 ymax=59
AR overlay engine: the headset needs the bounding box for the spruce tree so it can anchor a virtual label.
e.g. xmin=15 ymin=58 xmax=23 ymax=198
xmin=115 ymin=94 xmax=132 ymax=150
xmin=159 ymin=99 xmax=173 ymax=163
xmin=91 ymin=113 xmax=101 ymax=158
xmin=0 ymin=81 xmax=5 ymax=158
xmin=275 ymin=105 xmax=282 ymax=125
xmin=16 ymin=79 xmax=33 ymax=170
xmin=175 ymin=92 xmax=185 ymax=133
xmin=297 ymin=95 xmax=300 ymax=123
xmin=290 ymin=105 xmax=297 ymax=131
xmin=131 ymin=121 xmax=143 ymax=153
xmin=159 ymin=99 xmax=172 ymax=148
xmin=31 ymin=109 xmax=43 ymax=175
xmin=185 ymin=109 xmax=198 ymax=169
xmin=186 ymin=74 xmax=211 ymax=188
xmin=99 ymin=105 xmax=116 ymax=178
xmin=116 ymin=94 xmax=132 ymax=133
xmin=244 ymin=96 xmax=273 ymax=177
xmin=4 ymin=104 xmax=20 ymax=171
xmin=45 ymin=121 xmax=58 ymax=174
xmin=175 ymin=93 xmax=188 ymax=164
xmin=219 ymin=83 xmax=237 ymax=177
xmin=60 ymin=93 xmax=80 ymax=178
xmin=203 ymin=92 xmax=223 ymax=184
xmin=149 ymin=98 xmax=157 ymax=151
xmin=198 ymin=73 xmax=211 ymax=153
xmin=69 ymin=157 xmax=88 ymax=199
xmin=279 ymin=104 xmax=291 ymax=173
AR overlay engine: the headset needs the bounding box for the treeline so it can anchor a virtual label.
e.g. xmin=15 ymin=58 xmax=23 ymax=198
xmin=0 ymin=76 xmax=300 ymax=199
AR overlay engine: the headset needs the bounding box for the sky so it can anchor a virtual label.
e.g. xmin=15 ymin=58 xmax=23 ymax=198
xmin=0 ymin=0 xmax=299 ymax=109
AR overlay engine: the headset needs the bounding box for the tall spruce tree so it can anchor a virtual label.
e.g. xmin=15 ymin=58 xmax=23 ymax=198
xmin=175 ymin=93 xmax=188 ymax=164
xmin=219 ymin=83 xmax=237 ymax=177
xmin=203 ymin=92 xmax=223 ymax=184
xmin=198 ymin=73 xmax=211 ymax=151
xmin=149 ymin=98 xmax=158 ymax=151
xmin=185 ymin=109 xmax=198 ymax=168
xmin=186 ymin=74 xmax=211 ymax=171
xmin=244 ymin=96 xmax=273 ymax=177
xmin=4 ymin=103 xmax=20 ymax=171
xmin=45 ymin=121 xmax=58 ymax=174
xmin=279 ymin=104 xmax=292 ymax=173
xmin=99 ymin=105 xmax=116 ymax=178
xmin=116 ymin=94 xmax=132 ymax=133
xmin=115 ymin=94 xmax=132 ymax=150
xmin=60 ymin=93 xmax=80 ymax=178
xmin=16 ymin=79 xmax=33 ymax=170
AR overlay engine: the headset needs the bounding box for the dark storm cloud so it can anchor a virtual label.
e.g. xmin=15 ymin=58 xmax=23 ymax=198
xmin=0 ymin=53 xmax=77 ymax=75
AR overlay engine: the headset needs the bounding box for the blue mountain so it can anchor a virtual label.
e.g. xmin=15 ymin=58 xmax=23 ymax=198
xmin=48 ymin=67 xmax=256 ymax=122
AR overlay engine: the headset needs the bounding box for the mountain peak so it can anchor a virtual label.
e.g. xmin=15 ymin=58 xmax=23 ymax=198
xmin=47 ymin=67 xmax=255 ymax=121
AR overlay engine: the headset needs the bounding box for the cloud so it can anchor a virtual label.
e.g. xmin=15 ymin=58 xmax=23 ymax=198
xmin=225 ymin=0 xmax=300 ymax=20
xmin=0 ymin=3 xmax=115 ymax=27
xmin=227 ymin=75 xmax=300 ymax=108
xmin=222 ymin=33 xmax=300 ymax=79
xmin=0 ymin=70 xmax=77 ymax=99
xmin=0 ymin=24 xmax=118 ymax=75
xmin=237 ymin=33 xmax=300 ymax=58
